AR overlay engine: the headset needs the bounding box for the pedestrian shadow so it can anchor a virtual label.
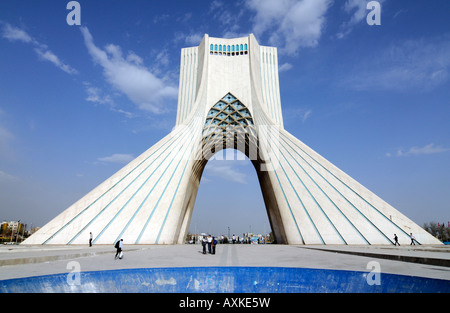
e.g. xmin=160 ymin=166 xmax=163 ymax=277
xmin=198 ymin=250 xmax=215 ymax=255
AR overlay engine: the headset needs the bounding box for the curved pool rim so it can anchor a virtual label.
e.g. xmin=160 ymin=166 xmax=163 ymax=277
xmin=1 ymin=266 xmax=449 ymax=293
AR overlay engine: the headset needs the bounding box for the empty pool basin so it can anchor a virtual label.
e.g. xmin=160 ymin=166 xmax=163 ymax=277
xmin=1 ymin=267 xmax=449 ymax=293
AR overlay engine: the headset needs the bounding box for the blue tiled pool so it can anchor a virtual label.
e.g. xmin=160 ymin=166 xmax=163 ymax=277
xmin=1 ymin=267 xmax=449 ymax=293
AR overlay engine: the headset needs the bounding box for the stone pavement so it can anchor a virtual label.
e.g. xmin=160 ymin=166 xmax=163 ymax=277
xmin=0 ymin=244 xmax=449 ymax=281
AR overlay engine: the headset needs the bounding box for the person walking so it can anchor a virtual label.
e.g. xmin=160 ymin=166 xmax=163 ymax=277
xmin=115 ymin=239 xmax=123 ymax=259
xmin=393 ymin=234 xmax=400 ymax=246
xmin=89 ymin=232 xmax=93 ymax=247
xmin=410 ymin=233 xmax=416 ymax=245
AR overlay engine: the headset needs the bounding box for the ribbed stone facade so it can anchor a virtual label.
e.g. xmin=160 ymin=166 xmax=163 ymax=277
xmin=24 ymin=34 xmax=441 ymax=245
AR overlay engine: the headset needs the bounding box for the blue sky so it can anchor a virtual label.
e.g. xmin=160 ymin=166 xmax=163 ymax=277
xmin=0 ymin=0 xmax=449 ymax=236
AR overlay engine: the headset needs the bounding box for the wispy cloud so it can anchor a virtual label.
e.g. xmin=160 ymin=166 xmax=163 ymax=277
xmin=33 ymin=47 xmax=78 ymax=75
xmin=185 ymin=33 xmax=204 ymax=46
xmin=80 ymin=26 xmax=178 ymax=114
xmin=206 ymin=165 xmax=248 ymax=184
xmin=337 ymin=0 xmax=386 ymax=39
xmin=245 ymin=0 xmax=332 ymax=55
xmin=84 ymin=83 xmax=114 ymax=106
xmin=340 ymin=35 xmax=450 ymax=92
xmin=279 ymin=63 xmax=293 ymax=72
xmin=1 ymin=23 xmax=33 ymax=43
xmin=1 ymin=22 xmax=77 ymax=75
xmin=205 ymin=151 xmax=249 ymax=184
xmin=83 ymin=82 xmax=136 ymax=118
xmin=0 ymin=170 xmax=19 ymax=183
xmin=283 ymin=107 xmax=313 ymax=123
xmin=208 ymin=0 xmax=246 ymax=38
xmin=386 ymin=143 xmax=450 ymax=157
xmin=98 ymin=154 xmax=135 ymax=164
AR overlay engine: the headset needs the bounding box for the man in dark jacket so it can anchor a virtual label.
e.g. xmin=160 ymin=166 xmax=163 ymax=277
xmin=201 ymin=236 xmax=207 ymax=254
xmin=115 ymin=239 xmax=123 ymax=259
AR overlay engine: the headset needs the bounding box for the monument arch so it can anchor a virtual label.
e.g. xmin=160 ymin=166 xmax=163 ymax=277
xmin=24 ymin=34 xmax=441 ymax=245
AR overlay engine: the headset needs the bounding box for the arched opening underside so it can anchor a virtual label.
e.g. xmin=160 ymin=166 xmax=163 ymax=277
xmin=186 ymin=93 xmax=288 ymax=243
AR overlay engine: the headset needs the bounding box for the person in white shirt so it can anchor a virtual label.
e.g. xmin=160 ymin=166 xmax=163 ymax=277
xmin=410 ymin=233 xmax=416 ymax=245
xmin=207 ymin=235 xmax=213 ymax=254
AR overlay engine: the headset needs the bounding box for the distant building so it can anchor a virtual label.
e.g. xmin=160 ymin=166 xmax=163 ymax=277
xmin=1 ymin=221 xmax=24 ymax=234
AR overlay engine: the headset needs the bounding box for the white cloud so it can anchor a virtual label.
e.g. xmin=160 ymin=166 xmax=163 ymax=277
xmin=185 ymin=33 xmax=204 ymax=46
xmin=390 ymin=144 xmax=450 ymax=157
xmin=84 ymin=83 xmax=113 ymax=106
xmin=344 ymin=0 xmax=368 ymax=23
xmin=34 ymin=47 xmax=78 ymax=75
xmin=84 ymin=83 xmax=136 ymax=119
xmin=1 ymin=23 xmax=77 ymax=75
xmin=301 ymin=109 xmax=313 ymax=122
xmin=80 ymin=27 xmax=178 ymax=114
xmin=337 ymin=0 xmax=369 ymax=38
xmin=173 ymin=31 xmax=206 ymax=48
xmin=279 ymin=63 xmax=293 ymax=72
xmin=205 ymin=151 xmax=249 ymax=184
xmin=209 ymin=0 xmax=224 ymax=12
xmin=206 ymin=165 xmax=248 ymax=184
xmin=126 ymin=51 xmax=143 ymax=65
xmin=337 ymin=0 xmax=386 ymax=39
xmin=246 ymin=0 xmax=333 ymax=55
xmin=98 ymin=154 xmax=135 ymax=164
xmin=1 ymin=23 xmax=33 ymax=43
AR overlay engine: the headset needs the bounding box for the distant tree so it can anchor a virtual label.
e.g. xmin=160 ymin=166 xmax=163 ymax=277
xmin=423 ymin=222 xmax=449 ymax=242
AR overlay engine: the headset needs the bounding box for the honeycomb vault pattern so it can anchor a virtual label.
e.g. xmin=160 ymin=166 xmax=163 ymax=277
xmin=202 ymin=93 xmax=257 ymax=156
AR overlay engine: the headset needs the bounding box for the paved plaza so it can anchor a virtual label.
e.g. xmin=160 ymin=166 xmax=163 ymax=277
xmin=0 ymin=244 xmax=449 ymax=282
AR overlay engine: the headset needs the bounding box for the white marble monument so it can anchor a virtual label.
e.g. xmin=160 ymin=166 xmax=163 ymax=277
xmin=24 ymin=34 xmax=441 ymax=245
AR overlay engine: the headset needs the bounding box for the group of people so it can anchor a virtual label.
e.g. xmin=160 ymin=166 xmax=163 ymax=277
xmin=89 ymin=232 xmax=419 ymax=261
xmin=201 ymin=235 xmax=217 ymax=254
xmin=393 ymin=233 xmax=418 ymax=246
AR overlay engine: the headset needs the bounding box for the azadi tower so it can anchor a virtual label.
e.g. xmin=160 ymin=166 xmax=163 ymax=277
xmin=24 ymin=34 xmax=441 ymax=245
